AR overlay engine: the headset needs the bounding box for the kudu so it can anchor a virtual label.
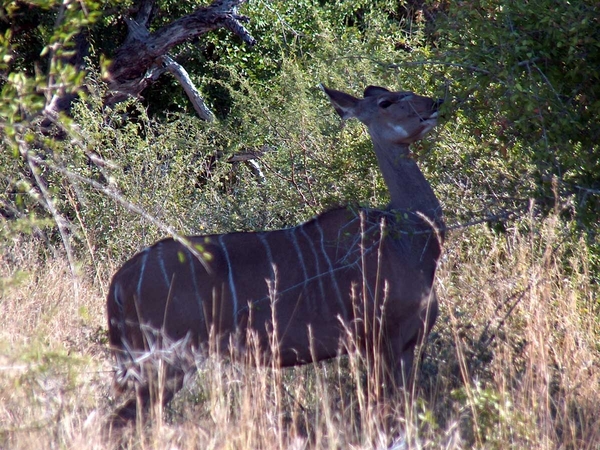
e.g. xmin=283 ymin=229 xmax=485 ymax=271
xmin=107 ymin=85 xmax=444 ymax=421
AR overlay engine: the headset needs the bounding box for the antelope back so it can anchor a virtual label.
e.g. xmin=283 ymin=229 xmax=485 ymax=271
xmin=108 ymin=208 xmax=426 ymax=361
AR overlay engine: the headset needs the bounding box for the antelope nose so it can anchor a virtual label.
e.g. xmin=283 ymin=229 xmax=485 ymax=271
xmin=433 ymin=99 xmax=444 ymax=110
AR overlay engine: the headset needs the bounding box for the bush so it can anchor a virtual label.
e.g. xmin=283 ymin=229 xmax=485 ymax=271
xmin=429 ymin=0 xmax=600 ymax=255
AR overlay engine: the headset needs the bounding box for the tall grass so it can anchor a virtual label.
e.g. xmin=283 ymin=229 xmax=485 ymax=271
xmin=0 ymin=213 xmax=598 ymax=449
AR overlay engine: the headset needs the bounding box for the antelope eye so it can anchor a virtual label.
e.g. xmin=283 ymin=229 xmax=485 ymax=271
xmin=379 ymin=100 xmax=393 ymax=109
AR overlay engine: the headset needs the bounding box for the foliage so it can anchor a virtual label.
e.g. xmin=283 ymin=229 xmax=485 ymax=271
xmin=430 ymin=0 xmax=600 ymax=247
xmin=3 ymin=0 xmax=445 ymax=264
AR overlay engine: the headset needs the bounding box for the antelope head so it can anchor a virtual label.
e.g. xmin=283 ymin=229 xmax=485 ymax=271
xmin=323 ymin=84 xmax=442 ymax=145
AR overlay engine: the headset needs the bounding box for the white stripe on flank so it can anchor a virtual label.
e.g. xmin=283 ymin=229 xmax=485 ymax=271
xmin=113 ymin=282 xmax=123 ymax=310
xmin=300 ymin=225 xmax=326 ymax=303
xmin=155 ymin=242 xmax=171 ymax=288
xmin=288 ymin=228 xmax=309 ymax=282
xmin=112 ymin=283 xmax=127 ymax=333
xmin=315 ymin=221 xmax=346 ymax=319
xmin=259 ymin=233 xmax=279 ymax=309
xmin=258 ymin=233 xmax=275 ymax=281
xmin=187 ymin=248 xmax=204 ymax=324
xmin=218 ymin=235 xmax=238 ymax=317
xmin=288 ymin=227 xmax=312 ymax=311
xmin=136 ymin=248 xmax=150 ymax=302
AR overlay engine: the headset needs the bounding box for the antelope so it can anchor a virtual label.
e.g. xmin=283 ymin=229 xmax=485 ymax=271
xmin=107 ymin=85 xmax=444 ymax=421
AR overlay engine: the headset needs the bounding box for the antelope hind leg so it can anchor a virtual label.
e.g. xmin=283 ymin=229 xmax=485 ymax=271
xmin=110 ymin=362 xmax=186 ymax=425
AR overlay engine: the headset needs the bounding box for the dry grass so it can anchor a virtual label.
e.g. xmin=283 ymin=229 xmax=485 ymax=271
xmin=0 ymin=214 xmax=598 ymax=449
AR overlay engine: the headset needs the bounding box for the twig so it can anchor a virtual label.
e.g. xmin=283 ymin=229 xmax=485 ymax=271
xmin=64 ymin=186 xmax=106 ymax=297
xmin=158 ymin=55 xmax=215 ymax=121
xmin=443 ymin=209 xmax=520 ymax=233
xmin=20 ymin=143 xmax=80 ymax=300
xmin=328 ymin=55 xmax=493 ymax=76
xmin=22 ymin=150 xmax=212 ymax=273
xmin=478 ymin=241 xmax=563 ymax=349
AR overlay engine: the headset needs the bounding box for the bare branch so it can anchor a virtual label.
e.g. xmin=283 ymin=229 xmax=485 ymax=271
xmin=23 ymin=150 xmax=212 ymax=272
xmin=123 ymin=16 xmax=151 ymax=43
xmin=134 ymin=0 xmax=155 ymax=27
xmin=105 ymin=0 xmax=255 ymax=104
xmin=158 ymin=55 xmax=214 ymax=121
xmin=19 ymin=142 xmax=80 ymax=298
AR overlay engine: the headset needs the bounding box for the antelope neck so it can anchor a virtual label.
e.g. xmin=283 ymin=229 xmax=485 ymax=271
xmin=373 ymin=141 xmax=443 ymax=230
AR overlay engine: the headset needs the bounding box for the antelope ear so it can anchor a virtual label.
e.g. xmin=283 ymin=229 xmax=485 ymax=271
xmin=320 ymin=84 xmax=360 ymax=120
xmin=364 ymin=86 xmax=391 ymax=97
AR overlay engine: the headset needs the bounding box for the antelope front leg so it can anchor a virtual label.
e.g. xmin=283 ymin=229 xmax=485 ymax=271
xmin=384 ymin=331 xmax=418 ymax=394
xmin=362 ymin=333 xmax=416 ymax=416
xmin=389 ymin=291 xmax=439 ymax=391
xmin=397 ymin=342 xmax=417 ymax=389
xmin=387 ymin=312 xmax=437 ymax=394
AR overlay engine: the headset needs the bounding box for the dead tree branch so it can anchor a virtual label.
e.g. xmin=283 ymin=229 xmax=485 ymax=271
xmin=158 ymin=55 xmax=215 ymax=121
xmin=104 ymin=0 xmax=255 ymax=110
